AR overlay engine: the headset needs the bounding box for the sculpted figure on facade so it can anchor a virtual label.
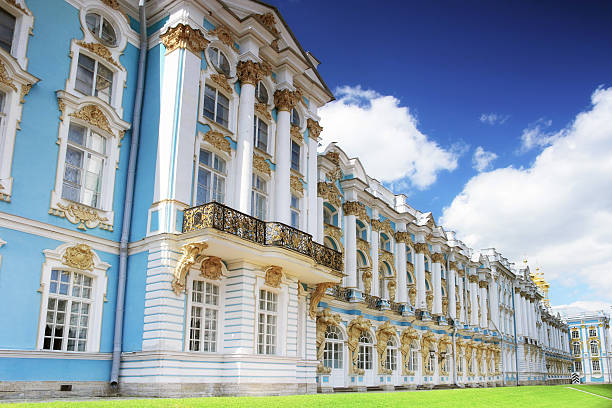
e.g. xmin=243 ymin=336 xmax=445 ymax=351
xmin=438 ymin=335 xmax=452 ymax=375
xmin=376 ymin=320 xmax=397 ymax=374
xmin=172 ymin=242 xmax=208 ymax=294
xmin=347 ymin=315 xmax=372 ymax=375
xmin=426 ymin=292 xmax=433 ymax=313
xmin=316 ymin=308 xmax=341 ymax=373
xmin=408 ymin=284 xmax=416 ymax=306
xmin=308 ymin=282 xmax=336 ymax=319
xmin=400 ymin=327 xmax=419 ymax=375
xmin=361 ymin=266 xmax=372 ymax=294
xmin=387 ymin=279 xmax=396 ymax=301
xmin=421 ymin=332 xmax=436 ymax=375
xmin=264 ymin=266 xmax=283 ymax=288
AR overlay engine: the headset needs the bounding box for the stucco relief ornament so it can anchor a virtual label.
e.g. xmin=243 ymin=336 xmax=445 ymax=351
xmin=290 ymin=174 xmax=303 ymax=194
xmin=400 ymin=327 xmax=419 ymax=375
xmin=76 ymin=41 xmax=121 ymax=68
xmin=317 ymin=182 xmax=341 ymax=208
xmin=414 ymin=243 xmax=429 ymax=255
xmin=172 ymin=242 xmax=208 ymax=295
xmin=376 ymin=320 xmax=397 ymax=374
xmin=270 ymin=38 xmax=280 ymax=52
xmin=70 ymin=105 xmax=113 ymax=135
xmin=342 ymin=201 xmax=370 ymax=223
xmin=324 ymin=224 xmax=343 ymax=251
xmin=209 ymin=24 xmax=239 ymax=51
xmin=252 ymin=153 xmax=271 ymax=175
xmin=408 ymin=284 xmax=416 ymax=306
xmin=209 ymin=74 xmax=233 ymax=95
xmin=200 ymin=256 xmax=224 ymax=280
xmin=431 ymin=252 xmax=445 ymax=264
xmin=55 ymin=202 xmax=111 ymax=231
xmin=20 ymin=83 xmax=32 ymax=104
xmin=309 ymin=282 xmax=336 ymax=319
xmin=257 ymin=12 xmax=280 ymax=36
xmin=160 ymin=24 xmax=208 ymax=55
xmin=347 ymin=315 xmax=372 ymax=375
xmin=387 ymin=279 xmax=397 ymax=301
xmin=236 ymin=60 xmax=265 ymax=85
xmin=361 ymin=267 xmax=372 ymax=294
xmin=254 ymin=103 xmax=272 ymax=121
xmin=406 ymin=261 xmax=414 ymax=274
xmin=394 ymin=231 xmax=411 ymax=244
xmin=274 ymin=88 xmax=300 ymax=112
xmin=307 ymin=118 xmax=323 ymax=140
xmin=316 ymin=308 xmax=341 ymax=373
xmin=421 ymin=332 xmax=436 ymax=375
xmin=426 ymin=292 xmax=434 ymax=312
xmin=264 ymin=266 xmax=283 ymax=288
xmin=0 ymin=60 xmax=17 ymax=92
xmin=62 ymin=244 xmax=95 ymax=271
xmin=442 ymin=297 xmax=448 ymax=315
xmin=372 ymin=219 xmax=394 ymax=238
xmin=290 ymin=124 xmax=302 ymax=141
xmin=203 ymin=131 xmax=231 ymax=154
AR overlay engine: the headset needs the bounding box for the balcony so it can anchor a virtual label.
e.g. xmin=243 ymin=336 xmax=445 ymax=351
xmin=182 ymin=202 xmax=344 ymax=274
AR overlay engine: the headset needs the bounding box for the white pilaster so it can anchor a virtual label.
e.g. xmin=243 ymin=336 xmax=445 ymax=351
xmin=448 ymin=264 xmax=457 ymax=320
xmin=274 ymin=108 xmax=291 ymax=224
xmin=396 ymin=226 xmax=407 ymax=304
xmin=371 ymin=222 xmax=380 ymax=296
xmin=234 ymin=82 xmax=256 ymax=213
xmin=415 ymin=235 xmax=426 ymax=310
xmin=344 ymin=214 xmax=357 ymax=288
xmin=307 ymin=137 xmax=319 ymax=238
xmin=432 ymin=247 xmax=442 ymax=315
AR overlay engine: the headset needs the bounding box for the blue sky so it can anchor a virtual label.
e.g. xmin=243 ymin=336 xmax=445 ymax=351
xmin=266 ymin=0 xmax=612 ymax=309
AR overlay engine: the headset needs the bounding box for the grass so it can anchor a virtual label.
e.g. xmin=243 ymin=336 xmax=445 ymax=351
xmin=3 ymin=384 xmax=611 ymax=408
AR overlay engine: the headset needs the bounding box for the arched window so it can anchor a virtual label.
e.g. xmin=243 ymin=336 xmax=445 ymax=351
xmin=323 ymin=326 xmax=343 ymax=369
xmin=357 ymin=331 xmax=373 ymax=370
xmin=207 ymin=47 xmax=230 ymax=76
xmin=590 ymin=340 xmax=599 ymax=355
xmin=251 ymin=173 xmax=268 ymax=220
xmin=290 ymin=107 xmax=300 ymax=127
xmin=85 ymin=12 xmax=117 ymax=47
xmin=323 ymin=203 xmax=338 ymax=226
xmin=356 ymin=220 xmax=367 ymax=241
xmin=409 ymin=342 xmax=418 ymax=372
xmin=380 ymin=233 xmax=391 ymax=251
xmin=324 ymin=236 xmax=338 ymax=251
xmin=253 ymin=115 xmax=268 ymax=152
xmin=255 ymin=81 xmax=268 ymax=104
xmin=427 ymin=350 xmax=436 ymax=373
xmin=385 ymin=337 xmax=398 ymax=372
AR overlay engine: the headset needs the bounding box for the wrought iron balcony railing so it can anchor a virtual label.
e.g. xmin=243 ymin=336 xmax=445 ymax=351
xmin=182 ymin=202 xmax=344 ymax=273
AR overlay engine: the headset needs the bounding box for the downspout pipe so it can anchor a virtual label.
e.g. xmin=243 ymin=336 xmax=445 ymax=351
xmin=110 ymin=0 xmax=148 ymax=387
xmin=511 ymin=282 xmax=520 ymax=386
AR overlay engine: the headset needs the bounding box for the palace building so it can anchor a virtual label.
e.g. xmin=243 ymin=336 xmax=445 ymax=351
xmin=564 ymin=311 xmax=611 ymax=383
xmin=0 ymin=0 xmax=573 ymax=400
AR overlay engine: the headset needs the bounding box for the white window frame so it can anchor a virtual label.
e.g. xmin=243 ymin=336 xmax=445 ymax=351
xmin=0 ymin=0 xmax=33 ymax=69
xmin=50 ymin=92 xmax=130 ymax=228
xmin=253 ymin=114 xmax=269 ymax=153
xmin=251 ymin=172 xmax=269 ymax=221
xmin=323 ymin=325 xmax=343 ymax=370
xmin=588 ymin=328 xmax=597 ymax=337
xmin=290 ymin=139 xmax=302 ymax=173
xmin=385 ymin=337 xmax=398 ymax=372
xmin=574 ymin=360 xmax=582 ymax=372
xmin=290 ymin=193 xmax=300 ymax=229
xmin=194 ymin=147 xmax=228 ymax=206
xmin=357 ymin=331 xmax=373 ymax=371
xmin=36 ymin=242 xmax=109 ymax=353
xmin=257 ymin=288 xmax=278 ymax=355
xmin=571 ymin=330 xmax=579 ymax=339
xmin=409 ymin=345 xmax=419 ymax=372
xmin=590 ymin=340 xmax=599 ymax=356
xmin=592 ymin=359 xmax=600 ymax=372
xmin=254 ymin=275 xmax=287 ymax=356
xmin=184 ymin=270 xmax=224 ymax=353
xmin=573 ymin=342 xmax=581 ymax=355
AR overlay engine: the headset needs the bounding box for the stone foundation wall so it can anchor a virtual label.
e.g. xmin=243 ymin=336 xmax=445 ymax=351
xmin=119 ymin=382 xmax=316 ymax=398
xmin=0 ymin=382 xmax=115 ymax=400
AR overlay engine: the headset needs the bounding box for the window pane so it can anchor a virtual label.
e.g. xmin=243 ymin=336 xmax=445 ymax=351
xmin=0 ymin=9 xmax=15 ymax=54
xmin=85 ymin=13 xmax=100 ymax=35
xmin=68 ymin=123 xmax=86 ymax=146
xmin=95 ymin=63 xmax=113 ymax=104
xmin=216 ymin=93 xmax=229 ymax=127
xmin=291 ymin=141 xmax=300 ymax=171
xmin=100 ymin=19 xmax=117 ymax=46
xmin=75 ymin=54 xmax=95 ymax=96
xmin=196 ymin=168 xmax=211 ymax=205
xmin=203 ymin=86 xmax=216 ymax=121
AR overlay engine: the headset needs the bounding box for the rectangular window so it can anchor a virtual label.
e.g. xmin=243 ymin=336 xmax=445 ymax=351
xmin=290 ymin=140 xmax=300 ymax=172
xmin=574 ymin=361 xmax=582 ymax=372
xmin=0 ymin=8 xmax=15 ymax=54
xmin=573 ymin=343 xmax=581 ymax=355
xmin=62 ymin=123 xmax=106 ymax=208
xmin=589 ymin=328 xmax=597 ymax=337
xmin=385 ymin=346 xmax=397 ymax=371
xmin=43 ymin=270 xmax=92 ymax=352
xmin=75 ymin=54 xmax=113 ymax=104
xmin=196 ymin=148 xmax=226 ymax=205
xmin=592 ymin=360 xmax=600 ymax=371
xmin=203 ymin=84 xmax=229 ymax=128
xmin=253 ymin=116 xmax=268 ymax=152
xmin=456 ymin=354 xmax=463 ymax=373
xmin=410 ymin=348 xmax=419 ymax=372
xmin=251 ymin=173 xmax=267 ymax=220
xmin=257 ymin=289 xmax=277 ymax=355
xmin=357 ymin=344 xmax=372 ymax=370
xmin=290 ymin=194 xmax=300 ymax=228
xmin=189 ymin=280 xmax=219 ymax=352
xmin=571 ymin=330 xmax=579 ymax=339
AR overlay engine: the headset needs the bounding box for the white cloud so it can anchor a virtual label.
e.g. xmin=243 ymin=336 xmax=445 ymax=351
xmin=441 ymin=87 xmax=612 ymax=300
xmin=520 ymin=118 xmax=562 ymax=151
xmin=551 ymin=301 xmax=612 ymax=315
xmin=319 ymin=86 xmax=459 ymax=189
xmin=480 ymin=113 xmax=510 ymax=125
xmin=472 ymin=146 xmax=498 ymax=172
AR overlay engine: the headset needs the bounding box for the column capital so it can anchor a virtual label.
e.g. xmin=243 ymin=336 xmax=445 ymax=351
xmin=342 ymin=201 xmax=370 ymax=222
xmin=414 ymin=242 xmax=429 ymax=255
xmin=307 ymin=118 xmax=323 ymax=140
xmin=394 ymin=231 xmax=412 ymax=244
xmin=236 ymin=60 xmax=266 ymax=85
xmin=431 ymin=252 xmax=444 ymax=264
xmin=160 ymin=23 xmax=208 ymax=55
xmin=274 ymin=88 xmax=300 ymax=111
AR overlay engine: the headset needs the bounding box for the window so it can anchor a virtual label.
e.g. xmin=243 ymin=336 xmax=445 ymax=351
xmin=323 ymin=326 xmax=343 ymax=369
xmin=574 ymin=361 xmax=582 ymax=372
xmin=290 ymin=194 xmax=300 ymax=228
xmin=323 ymin=204 xmax=338 ymax=226
xmin=385 ymin=338 xmax=397 ymax=371
xmin=188 ymin=280 xmax=219 ymax=352
xmin=257 ymin=289 xmax=277 ymax=355
xmin=290 ymin=108 xmax=300 ymax=127
xmin=203 ymin=84 xmax=229 ymax=128
xmin=85 ymin=13 xmax=117 ymax=46
xmin=0 ymin=8 xmax=15 ymax=54
xmin=590 ymin=341 xmax=599 ymax=356
xmin=589 ymin=328 xmax=597 ymax=337
xmin=424 ymin=257 xmax=430 ymax=272
xmin=456 ymin=353 xmax=463 ymax=373
xmin=61 ymin=123 xmax=107 ymax=208
xmin=42 ymin=270 xmax=92 ymax=351
xmin=406 ymin=247 xmax=413 ymax=263
xmin=356 ymin=220 xmax=367 ymax=241
xmin=251 ymin=173 xmax=267 ymax=220
xmin=208 ymin=47 xmax=230 ymax=76
xmin=592 ymin=359 xmax=600 ymax=372
xmin=196 ymin=148 xmax=226 ymax=205
xmin=409 ymin=345 xmax=419 ymax=372
xmin=291 ymin=140 xmax=300 ymax=172
xmin=571 ymin=330 xmax=579 ymax=339
xmin=428 ymin=352 xmax=436 ymax=373
xmin=380 ymin=234 xmax=391 ymax=252
xmin=253 ymin=116 xmax=268 ymax=152
xmin=255 ymin=81 xmax=268 ymax=103
xmin=357 ymin=332 xmax=372 ymax=370
xmin=572 ymin=342 xmax=581 ymax=355
xmin=75 ymin=53 xmax=113 ymax=104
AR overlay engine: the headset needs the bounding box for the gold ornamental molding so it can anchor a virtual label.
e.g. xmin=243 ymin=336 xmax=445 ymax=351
xmin=6 ymin=0 xmax=31 ymax=15
xmin=264 ymin=266 xmax=283 ymax=288
xmin=371 ymin=219 xmax=393 ymax=238
xmin=448 ymin=261 xmax=457 ymax=271
xmin=290 ymin=124 xmax=302 ymax=141
xmin=387 ymin=279 xmax=397 ymax=301
xmin=203 ymin=130 xmax=231 ymax=154
xmin=172 ymin=242 xmax=208 ymax=294
xmin=379 ymin=249 xmax=395 ymax=274
xmin=160 ymin=23 xmax=208 ymax=55
xmin=20 ymin=83 xmax=32 ymax=103
xmin=274 ymin=88 xmax=300 ymax=111
xmin=394 ymin=231 xmax=411 ymax=244
xmin=421 ymin=332 xmax=436 ymax=375
xmin=209 ymin=73 xmax=233 ymax=95
xmin=324 ymin=151 xmax=340 ymax=165
xmin=468 ymin=274 xmax=479 ymax=283
xmin=414 ymin=242 xmax=429 ymax=255
xmin=408 ymin=284 xmax=416 ymax=308
xmin=256 ymin=12 xmax=280 ymax=37
xmin=361 ymin=266 xmax=372 ymax=294
xmin=316 ymin=308 xmax=341 ymax=374
xmin=347 ymin=315 xmax=372 ymax=375
xmin=309 ymin=282 xmax=336 ymax=319
xmin=52 ymin=202 xmax=112 ymax=231
xmin=200 ymin=256 xmax=224 ymax=280
xmin=254 ymin=102 xmax=272 ymax=121
xmin=62 ymin=244 xmax=95 ymax=271
xmin=479 ymin=280 xmax=489 ymax=288
xmin=400 ymin=327 xmax=419 ymax=376
xmin=290 ymin=174 xmax=303 ymax=194
xmin=343 ymin=201 xmax=370 ymax=223
xmin=76 ymin=41 xmax=121 ymax=68
xmin=376 ymin=321 xmax=397 ymax=374
xmin=252 ymin=153 xmax=271 ymax=175
xmin=406 ymin=261 xmax=414 ymax=274
xmin=431 ymin=252 xmax=445 ymax=264
xmin=307 ymin=118 xmax=323 ymax=140
xmin=317 ymin=182 xmax=341 ymax=208
xmin=0 ymin=60 xmax=17 ymax=91
xmin=270 ymin=38 xmax=280 ymax=52
xmin=324 ymin=224 xmax=343 ymax=252
xmin=209 ymin=24 xmax=239 ymax=51
xmin=236 ymin=60 xmax=265 ymax=85
xmin=69 ymin=105 xmax=113 ymax=135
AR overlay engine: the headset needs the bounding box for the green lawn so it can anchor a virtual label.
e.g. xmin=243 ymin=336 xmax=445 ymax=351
xmin=3 ymin=385 xmax=611 ymax=408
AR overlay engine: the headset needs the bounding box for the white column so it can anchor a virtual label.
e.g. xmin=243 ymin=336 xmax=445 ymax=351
xmin=431 ymin=249 xmax=442 ymax=315
xmin=234 ymin=80 xmax=256 ymax=213
xmin=470 ymin=276 xmax=479 ymax=326
xmin=316 ymin=196 xmax=324 ymax=243
xmin=371 ymin=225 xmax=380 ymax=296
xmin=458 ymin=272 xmax=465 ymax=323
xmin=514 ymin=289 xmax=523 ymax=337
xmin=415 ymin=238 xmax=427 ymax=309
xmin=273 ymin=89 xmax=296 ymax=224
xmin=344 ymin=213 xmax=357 ymax=289
xmin=448 ymin=264 xmax=457 ymax=320
xmin=396 ymin=228 xmax=407 ymax=304
xmin=490 ymin=276 xmax=500 ymax=331
xmin=480 ymin=282 xmax=488 ymax=328
xmin=307 ymin=137 xmax=319 ymax=238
